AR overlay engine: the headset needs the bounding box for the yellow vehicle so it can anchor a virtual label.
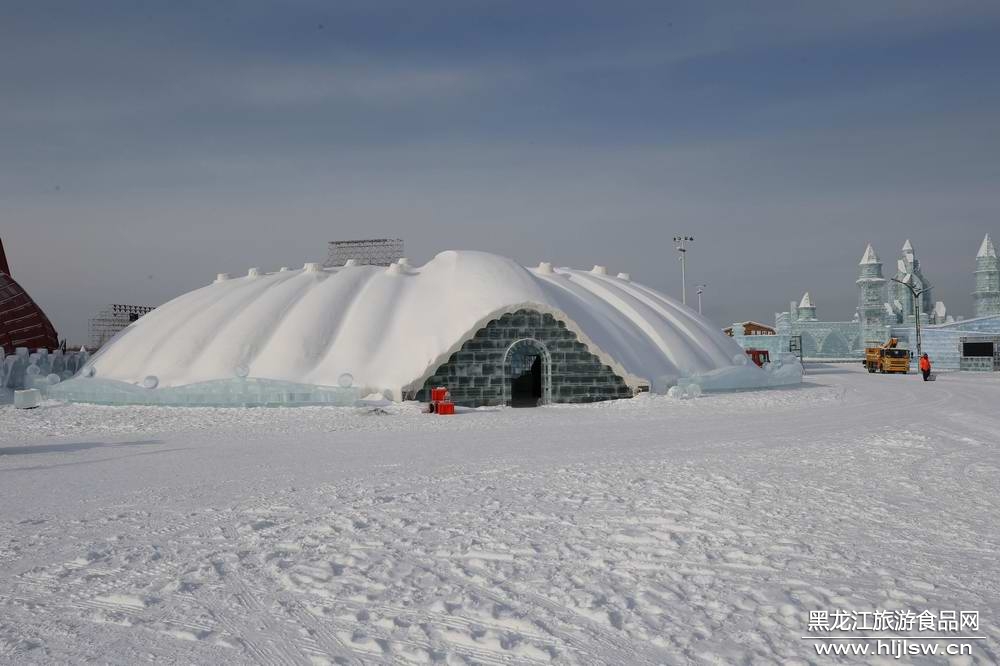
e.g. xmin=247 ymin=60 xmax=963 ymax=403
xmin=864 ymin=338 xmax=911 ymax=374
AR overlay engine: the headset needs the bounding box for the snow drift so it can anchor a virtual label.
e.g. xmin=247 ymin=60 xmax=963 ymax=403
xmin=68 ymin=251 xmax=799 ymax=401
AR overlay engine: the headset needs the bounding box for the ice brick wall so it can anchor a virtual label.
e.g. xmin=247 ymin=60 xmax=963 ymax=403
xmin=944 ymin=315 xmax=1000 ymax=333
xmin=415 ymin=309 xmax=632 ymax=407
xmin=891 ymin=316 xmax=1000 ymax=370
xmin=960 ymin=355 xmax=997 ymax=372
xmin=745 ymin=320 xmax=862 ymax=359
xmin=890 ymin=327 xmax=963 ymax=370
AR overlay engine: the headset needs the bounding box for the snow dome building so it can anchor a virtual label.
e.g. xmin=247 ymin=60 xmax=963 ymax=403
xmin=52 ymin=251 xmax=799 ymax=407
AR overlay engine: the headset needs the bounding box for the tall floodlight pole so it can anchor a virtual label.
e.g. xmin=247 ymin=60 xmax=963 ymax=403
xmin=891 ymin=275 xmax=930 ymax=360
xmin=673 ymin=236 xmax=695 ymax=306
xmin=696 ymin=284 xmax=707 ymax=315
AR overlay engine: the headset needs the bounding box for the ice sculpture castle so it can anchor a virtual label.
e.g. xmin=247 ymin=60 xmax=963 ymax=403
xmin=776 ymin=239 xmax=955 ymax=357
xmin=732 ymin=235 xmax=1000 ymax=369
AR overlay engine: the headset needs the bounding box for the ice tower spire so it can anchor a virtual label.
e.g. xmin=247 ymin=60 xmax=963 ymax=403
xmin=973 ymin=233 xmax=1000 ymax=317
xmin=890 ymin=238 xmax=933 ymax=322
xmin=859 ymin=243 xmax=880 ymax=265
xmin=978 ymin=233 xmax=996 ymax=259
xmin=857 ymin=243 xmax=887 ymax=346
xmin=797 ymin=292 xmax=817 ymax=320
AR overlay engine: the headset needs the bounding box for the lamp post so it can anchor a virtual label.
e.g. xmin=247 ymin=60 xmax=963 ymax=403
xmin=891 ymin=275 xmax=930 ymax=360
xmin=673 ymin=236 xmax=694 ymax=306
xmin=696 ymin=284 xmax=707 ymax=315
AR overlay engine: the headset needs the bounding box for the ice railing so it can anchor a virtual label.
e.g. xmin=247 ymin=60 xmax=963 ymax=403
xmin=2 ymin=347 xmax=90 ymax=392
xmin=672 ymin=352 xmax=804 ymax=395
xmin=47 ymin=374 xmax=361 ymax=407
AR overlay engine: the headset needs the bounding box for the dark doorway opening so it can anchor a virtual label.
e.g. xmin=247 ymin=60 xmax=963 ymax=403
xmin=510 ymin=353 xmax=542 ymax=407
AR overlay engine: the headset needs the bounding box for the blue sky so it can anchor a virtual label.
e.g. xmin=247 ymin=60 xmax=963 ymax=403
xmin=3 ymin=1 xmax=1000 ymax=342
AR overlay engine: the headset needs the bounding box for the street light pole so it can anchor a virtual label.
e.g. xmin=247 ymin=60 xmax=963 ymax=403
xmin=891 ymin=276 xmax=930 ymax=360
xmin=696 ymin=284 xmax=707 ymax=315
xmin=673 ymin=236 xmax=694 ymax=306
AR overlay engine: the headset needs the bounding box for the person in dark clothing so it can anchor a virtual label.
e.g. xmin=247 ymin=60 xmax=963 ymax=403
xmin=919 ymin=353 xmax=932 ymax=381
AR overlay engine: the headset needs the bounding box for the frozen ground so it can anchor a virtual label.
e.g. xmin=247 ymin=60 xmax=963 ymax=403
xmin=1 ymin=365 xmax=998 ymax=664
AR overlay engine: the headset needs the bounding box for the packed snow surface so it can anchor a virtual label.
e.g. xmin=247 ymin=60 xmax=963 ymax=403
xmin=1 ymin=365 xmax=998 ymax=664
xmin=83 ymin=251 xmax=765 ymax=396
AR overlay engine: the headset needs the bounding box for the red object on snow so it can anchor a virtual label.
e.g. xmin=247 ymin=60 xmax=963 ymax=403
xmin=427 ymin=386 xmax=454 ymax=415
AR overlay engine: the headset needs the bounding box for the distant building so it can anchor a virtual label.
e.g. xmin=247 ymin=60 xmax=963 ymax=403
xmin=0 ymin=237 xmax=60 ymax=354
xmin=89 ymin=304 xmax=156 ymax=349
xmin=724 ymin=321 xmax=776 ymax=337
xmin=324 ymin=238 xmax=404 ymax=267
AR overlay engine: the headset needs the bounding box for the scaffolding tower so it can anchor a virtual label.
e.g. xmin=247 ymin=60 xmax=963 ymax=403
xmin=324 ymin=238 xmax=404 ymax=267
xmin=89 ymin=304 xmax=156 ymax=349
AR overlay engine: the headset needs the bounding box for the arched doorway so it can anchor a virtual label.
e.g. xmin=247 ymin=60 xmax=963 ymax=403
xmin=503 ymin=338 xmax=551 ymax=407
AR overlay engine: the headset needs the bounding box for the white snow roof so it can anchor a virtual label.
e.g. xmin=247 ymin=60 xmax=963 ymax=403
xmin=978 ymin=233 xmax=996 ymax=259
xmin=87 ymin=251 xmax=750 ymax=397
xmin=798 ymin=292 xmax=814 ymax=308
xmin=859 ymin=243 xmax=880 ymax=265
xmin=902 ymin=239 xmax=913 ymax=253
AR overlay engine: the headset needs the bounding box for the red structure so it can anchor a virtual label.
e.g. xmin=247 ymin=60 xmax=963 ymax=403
xmin=427 ymin=386 xmax=455 ymax=415
xmin=745 ymin=348 xmax=771 ymax=367
xmin=0 ymin=238 xmax=60 ymax=354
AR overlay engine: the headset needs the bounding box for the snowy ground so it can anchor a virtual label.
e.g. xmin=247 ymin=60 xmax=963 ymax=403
xmin=1 ymin=365 xmax=998 ymax=664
